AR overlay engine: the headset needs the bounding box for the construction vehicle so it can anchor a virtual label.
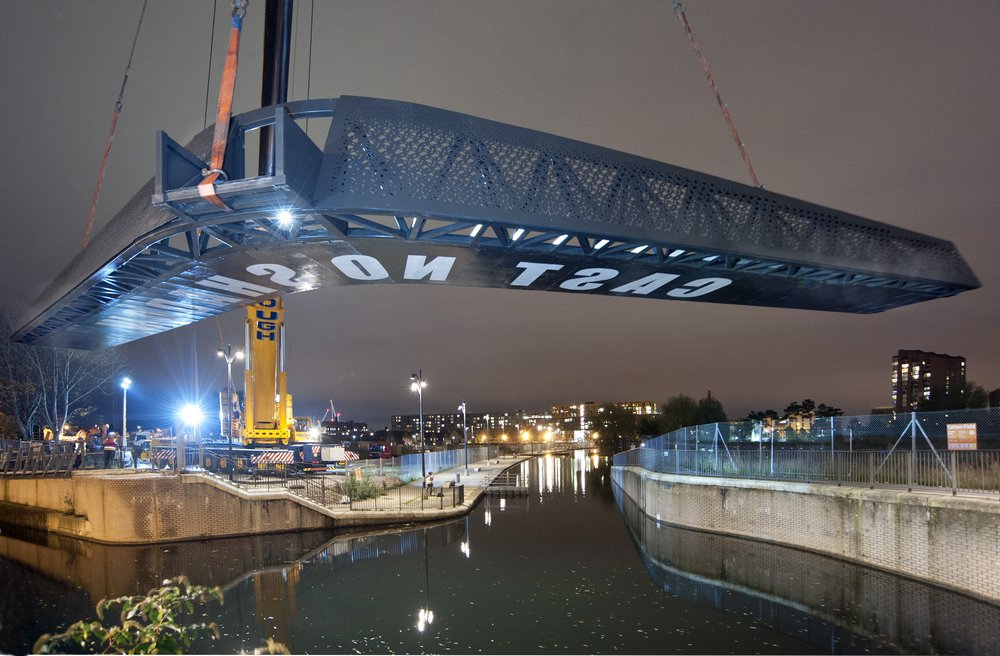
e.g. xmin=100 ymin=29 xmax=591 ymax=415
xmin=206 ymin=298 xmax=347 ymax=473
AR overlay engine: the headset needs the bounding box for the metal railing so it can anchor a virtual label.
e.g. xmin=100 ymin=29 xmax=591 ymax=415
xmin=348 ymin=445 xmax=496 ymax=481
xmin=615 ymin=407 xmax=1000 ymax=496
xmin=202 ymin=464 xmax=468 ymax=512
xmin=0 ymin=441 xmax=76 ymax=478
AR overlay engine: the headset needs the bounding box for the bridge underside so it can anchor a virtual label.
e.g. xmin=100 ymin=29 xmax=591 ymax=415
xmin=14 ymin=96 xmax=979 ymax=349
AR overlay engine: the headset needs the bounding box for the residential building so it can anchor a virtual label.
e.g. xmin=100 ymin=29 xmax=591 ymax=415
xmin=891 ymin=350 xmax=965 ymax=412
xmin=550 ymin=401 xmax=658 ymax=439
xmin=321 ymin=420 xmax=370 ymax=442
xmin=391 ymin=411 xmax=526 ymax=440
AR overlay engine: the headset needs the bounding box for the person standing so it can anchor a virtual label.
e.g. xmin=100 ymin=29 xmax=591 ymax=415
xmin=102 ymin=434 xmax=117 ymax=468
xmin=131 ymin=439 xmax=143 ymax=468
xmin=73 ymin=437 xmax=86 ymax=469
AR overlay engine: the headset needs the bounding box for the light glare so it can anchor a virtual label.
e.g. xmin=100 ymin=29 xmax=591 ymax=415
xmin=179 ymin=404 xmax=204 ymax=427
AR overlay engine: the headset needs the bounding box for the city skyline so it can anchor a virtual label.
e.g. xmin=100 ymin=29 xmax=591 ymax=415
xmin=2 ymin=1 xmax=999 ymax=428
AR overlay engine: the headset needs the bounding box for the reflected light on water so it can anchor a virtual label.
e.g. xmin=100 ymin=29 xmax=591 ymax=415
xmin=416 ymin=607 xmax=434 ymax=632
xmin=460 ymin=540 xmax=470 ymax=558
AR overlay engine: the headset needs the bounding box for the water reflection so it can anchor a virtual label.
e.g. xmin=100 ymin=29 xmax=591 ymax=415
xmin=533 ymin=448 xmax=603 ymax=497
xmin=613 ymin=483 xmax=1000 ymax=655
xmin=0 ymin=522 xmax=334 ymax=653
xmin=6 ymin=453 xmax=990 ymax=654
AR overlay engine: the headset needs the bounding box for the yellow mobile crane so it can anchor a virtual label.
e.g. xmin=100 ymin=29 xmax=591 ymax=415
xmin=206 ymin=297 xmax=343 ymax=474
xmin=241 ymin=297 xmax=297 ymax=446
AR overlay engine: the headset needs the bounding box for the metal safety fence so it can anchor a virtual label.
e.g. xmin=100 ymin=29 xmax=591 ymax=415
xmin=0 ymin=440 xmax=77 ymax=477
xmin=349 ymin=445 xmax=496 ymax=482
xmin=204 ymin=461 xmax=468 ymax=511
xmin=614 ymin=407 xmax=1000 ymax=495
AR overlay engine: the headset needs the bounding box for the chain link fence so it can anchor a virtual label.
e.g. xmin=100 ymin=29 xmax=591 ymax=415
xmin=614 ymin=407 xmax=1000 ymax=495
xmin=349 ymin=443 xmax=549 ymax=481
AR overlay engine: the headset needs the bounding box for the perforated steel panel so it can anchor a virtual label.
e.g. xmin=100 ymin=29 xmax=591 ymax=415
xmin=317 ymin=97 xmax=976 ymax=287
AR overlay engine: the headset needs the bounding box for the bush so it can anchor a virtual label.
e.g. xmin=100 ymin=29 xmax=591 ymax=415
xmin=34 ymin=576 xmax=222 ymax=654
xmin=343 ymin=473 xmax=384 ymax=501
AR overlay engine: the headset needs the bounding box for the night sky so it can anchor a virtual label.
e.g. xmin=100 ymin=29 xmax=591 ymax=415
xmin=2 ymin=1 xmax=998 ymax=429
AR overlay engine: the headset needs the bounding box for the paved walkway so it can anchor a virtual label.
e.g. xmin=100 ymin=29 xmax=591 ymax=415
xmin=323 ymin=454 xmax=530 ymax=527
xmin=404 ymin=453 xmax=525 ymax=488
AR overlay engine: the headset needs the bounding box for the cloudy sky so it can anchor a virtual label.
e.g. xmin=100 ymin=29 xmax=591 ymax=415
xmin=2 ymin=1 xmax=998 ymax=429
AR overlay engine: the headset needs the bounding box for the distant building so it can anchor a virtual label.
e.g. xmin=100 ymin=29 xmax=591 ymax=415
xmin=321 ymin=420 xmax=370 ymax=442
xmin=550 ymin=401 xmax=657 ymax=439
xmin=891 ymin=350 xmax=965 ymax=412
xmin=390 ymin=411 xmax=527 ymax=440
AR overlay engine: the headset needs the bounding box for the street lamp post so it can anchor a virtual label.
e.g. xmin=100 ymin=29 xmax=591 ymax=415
xmin=410 ymin=371 xmax=426 ymax=482
xmin=179 ymin=404 xmax=204 ymax=474
xmin=120 ymin=377 xmax=131 ymax=467
xmin=459 ymin=400 xmax=468 ymax=475
xmin=217 ymin=345 xmax=244 ymax=481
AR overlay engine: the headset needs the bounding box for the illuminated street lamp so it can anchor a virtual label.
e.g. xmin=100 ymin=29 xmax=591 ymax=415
xmin=120 ymin=377 xmax=132 ymax=465
xmin=178 ymin=404 xmax=204 ymax=473
xmin=458 ymin=400 xmax=468 ymax=475
xmin=410 ymin=371 xmax=427 ymax=481
xmin=217 ymin=344 xmax=244 ymax=481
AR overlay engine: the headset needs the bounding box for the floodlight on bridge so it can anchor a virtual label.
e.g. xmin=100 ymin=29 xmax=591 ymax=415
xmin=11 ymin=96 xmax=979 ymax=350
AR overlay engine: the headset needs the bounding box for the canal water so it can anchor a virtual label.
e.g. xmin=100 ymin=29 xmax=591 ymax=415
xmin=1 ymin=452 xmax=998 ymax=654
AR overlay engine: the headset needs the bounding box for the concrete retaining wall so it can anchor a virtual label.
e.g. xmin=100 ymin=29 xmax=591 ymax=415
xmin=0 ymin=472 xmax=334 ymax=544
xmin=612 ymin=465 xmax=1000 ymax=603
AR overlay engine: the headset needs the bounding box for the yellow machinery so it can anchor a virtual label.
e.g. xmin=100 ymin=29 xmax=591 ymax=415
xmin=241 ymin=298 xmax=296 ymax=446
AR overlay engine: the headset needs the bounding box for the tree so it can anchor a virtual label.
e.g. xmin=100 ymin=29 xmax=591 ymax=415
xmin=661 ymin=395 xmax=698 ymax=432
xmin=745 ymin=409 xmax=778 ymax=422
xmin=923 ymin=380 xmax=989 ymax=411
xmin=637 ymin=414 xmax=669 ymax=437
xmin=815 ymin=403 xmax=843 ymax=417
xmin=591 ymin=404 xmax=640 ymax=452
xmin=0 ymin=310 xmax=123 ymax=439
xmin=693 ymin=393 xmax=727 ymax=425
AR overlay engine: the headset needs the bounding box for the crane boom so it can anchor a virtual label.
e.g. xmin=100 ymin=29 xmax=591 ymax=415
xmin=241 ymin=297 xmax=294 ymax=445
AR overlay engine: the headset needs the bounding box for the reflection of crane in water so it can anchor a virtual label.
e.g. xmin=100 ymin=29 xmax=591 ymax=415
xmin=251 ymin=566 xmax=300 ymax=648
xmin=218 ymin=519 xmax=467 ymax=644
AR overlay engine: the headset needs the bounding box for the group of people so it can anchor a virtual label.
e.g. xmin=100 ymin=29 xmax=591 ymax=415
xmin=72 ymin=434 xmax=144 ymax=469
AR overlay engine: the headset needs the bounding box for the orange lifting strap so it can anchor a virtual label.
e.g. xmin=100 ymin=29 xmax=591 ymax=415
xmin=81 ymin=0 xmax=149 ymax=249
xmin=198 ymin=0 xmax=249 ymax=211
xmin=672 ymin=1 xmax=762 ymax=188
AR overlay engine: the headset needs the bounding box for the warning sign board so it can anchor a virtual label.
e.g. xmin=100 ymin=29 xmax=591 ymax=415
xmin=947 ymin=423 xmax=978 ymax=451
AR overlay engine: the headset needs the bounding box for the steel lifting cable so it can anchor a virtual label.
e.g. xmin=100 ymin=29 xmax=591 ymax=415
xmin=672 ymin=1 xmax=762 ymax=188
xmin=198 ymin=0 xmax=249 ymax=211
xmin=81 ymin=0 xmax=149 ymax=249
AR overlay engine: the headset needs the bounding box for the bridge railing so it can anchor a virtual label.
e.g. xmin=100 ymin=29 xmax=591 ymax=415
xmin=615 ymin=407 xmax=1000 ymax=496
xmin=0 ymin=440 xmax=77 ymax=478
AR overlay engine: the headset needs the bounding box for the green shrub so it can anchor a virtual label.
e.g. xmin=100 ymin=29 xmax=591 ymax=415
xmin=34 ymin=576 xmax=222 ymax=654
xmin=343 ymin=473 xmax=384 ymax=501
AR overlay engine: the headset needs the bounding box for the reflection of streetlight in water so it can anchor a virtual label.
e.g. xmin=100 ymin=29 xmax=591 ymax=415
xmin=460 ymin=515 xmax=471 ymax=558
xmin=416 ymin=528 xmax=434 ymax=632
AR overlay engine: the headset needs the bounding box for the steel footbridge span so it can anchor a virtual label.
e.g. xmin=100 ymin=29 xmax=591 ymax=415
xmin=14 ymin=96 xmax=979 ymax=349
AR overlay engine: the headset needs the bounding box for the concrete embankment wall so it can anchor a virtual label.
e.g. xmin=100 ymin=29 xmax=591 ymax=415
xmin=0 ymin=472 xmax=334 ymax=544
xmin=612 ymin=465 xmax=1000 ymax=603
